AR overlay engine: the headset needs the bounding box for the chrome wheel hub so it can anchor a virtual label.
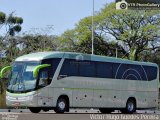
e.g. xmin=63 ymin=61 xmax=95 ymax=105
xmin=59 ymin=101 xmax=65 ymax=110
xmin=128 ymin=102 xmax=134 ymax=112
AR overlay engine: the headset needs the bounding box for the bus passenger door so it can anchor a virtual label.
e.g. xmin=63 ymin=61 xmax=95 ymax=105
xmin=37 ymin=70 xmax=52 ymax=107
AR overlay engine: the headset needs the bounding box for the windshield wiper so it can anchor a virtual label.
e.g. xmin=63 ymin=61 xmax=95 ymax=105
xmin=19 ymin=79 xmax=26 ymax=91
xmin=10 ymin=72 xmax=19 ymax=90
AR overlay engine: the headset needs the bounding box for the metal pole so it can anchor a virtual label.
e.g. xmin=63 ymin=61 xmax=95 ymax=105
xmin=116 ymin=48 xmax=118 ymax=58
xmin=92 ymin=0 xmax=94 ymax=55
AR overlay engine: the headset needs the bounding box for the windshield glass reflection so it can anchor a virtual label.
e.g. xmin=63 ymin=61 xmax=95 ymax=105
xmin=7 ymin=62 xmax=39 ymax=92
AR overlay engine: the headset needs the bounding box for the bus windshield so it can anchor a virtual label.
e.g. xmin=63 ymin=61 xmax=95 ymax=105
xmin=7 ymin=61 xmax=39 ymax=92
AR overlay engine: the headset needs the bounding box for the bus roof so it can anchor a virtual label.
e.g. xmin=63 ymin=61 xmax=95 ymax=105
xmin=15 ymin=51 xmax=158 ymax=67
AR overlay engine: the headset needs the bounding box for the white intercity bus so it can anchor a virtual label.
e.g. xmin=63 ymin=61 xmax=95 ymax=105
xmin=0 ymin=52 xmax=159 ymax=113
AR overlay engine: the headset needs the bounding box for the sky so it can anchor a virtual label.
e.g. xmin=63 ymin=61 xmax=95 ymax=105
xmin=0 ymin=0 xmax=114 ymax=35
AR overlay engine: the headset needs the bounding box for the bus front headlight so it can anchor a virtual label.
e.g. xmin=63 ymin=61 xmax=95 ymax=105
xmin=6 ymin=95 xmax=16 ymax=101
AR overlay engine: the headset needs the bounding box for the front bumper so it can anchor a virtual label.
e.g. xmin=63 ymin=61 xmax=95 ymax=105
xmin=6 ymin=91 xmax=38 ymax=107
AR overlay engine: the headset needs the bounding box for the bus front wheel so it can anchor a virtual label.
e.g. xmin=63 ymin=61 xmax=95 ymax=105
xmin=54 ymin=98 xmax=68 ymax=113
xmin=29 ymin=107 xmax=41 ymax=113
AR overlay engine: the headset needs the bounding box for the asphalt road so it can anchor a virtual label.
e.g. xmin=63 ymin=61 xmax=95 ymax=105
xmin=0 ymin=109 xmax=160 ymax=120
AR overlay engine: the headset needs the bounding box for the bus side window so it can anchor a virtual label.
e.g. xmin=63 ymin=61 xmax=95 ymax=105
xmin=39 ymin=71 xmax=49 ymax=87
xmin=144 ymin=66 xmax=157 ymax=81
xmin=41 ymin=58 xmax=61 ymax=80
xmin=96 ymin=62 xmax=112 ymax=78
xmin=79 ymin=61 xmax=96 ymax=77
xmin=58 ymin=59 xmax=78 ymax=79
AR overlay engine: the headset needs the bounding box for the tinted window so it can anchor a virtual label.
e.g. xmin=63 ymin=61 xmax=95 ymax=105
xmin=38 ymin=58 xmax=61 ymax=87
xmin=143 ymin=66 xmax=157 ymax=81
xmin=96 ymin=62 xmax=112 ymax=78
xmin=60 ymin=59 xmax=79 ymax=76
xmin=111 ymin=63 xmax=118 ymax=79
xmin=127 ymin=65 xmax=143 ymax=80
xmin=60 ymin=59 xmax=96 ymax=77
xmin=42 ymin=58 xmax=61 ymax=78
xmin=79 ymin=61 xmax=96 ymax=77
xmin=140 ymin=65 xmax=148 ymax=81
xmin=112 ymin=63 xmax=128 ymax=79
xmin=59 ymin=58 xmax=158 ymax=81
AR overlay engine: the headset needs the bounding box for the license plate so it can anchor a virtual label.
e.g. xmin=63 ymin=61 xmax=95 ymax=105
xmin=13 ymin=102 xmax=20 ymax=106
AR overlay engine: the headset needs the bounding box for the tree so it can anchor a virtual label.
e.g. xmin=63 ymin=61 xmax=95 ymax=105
xmin=75 ymin=35 xmax=126 ymax=57
xmin=57 ymin=29 xmax=78 ymax=51
xmin=19 ymin=34 xmax=59 ymax=55
xmin=0 ymin=12 xmax=6 ymax=28
xmin=96 ymin=3 xmax=160 ymax=60
xmin=0 ymin=12 xmax=23 ymax=38
xmin=0 ymin=11 xmax=23 ymax=63
xmin=57 ymin=16 xmax=127 ymax=57
xmin=0 ymin=12 xmax=23 ymax=96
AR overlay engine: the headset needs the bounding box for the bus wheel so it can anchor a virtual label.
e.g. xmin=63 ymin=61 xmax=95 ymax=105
xmin=55 ymin=98 xmax=68 ymax=113
xmin=99 ymin=108 xmax=113 ymax=114
xmin=122 ymin=99 xmax=136 ymax=114
xmin=29 ymin=107 xmax=41 ymax=113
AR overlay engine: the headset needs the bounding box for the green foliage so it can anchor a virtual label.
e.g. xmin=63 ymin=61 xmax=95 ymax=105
xmin=0 ymin=12 xmax=6 ymax=24
xmin=13 ymin=25 xmax=22 ymax=32
xmin=20 ymin=35 xmax=57 ymax=54
xmin=7 ymin=14 xmax=23 ymax=36
xmin=0 ymin=12 xmax=23 ymax=37
xmin=15 ymin=17 xmax=23 ymax=24
xmin=57 ymin=29 xmax=78 ymax=51
xmin=74 ymin=35 xmax=126 ymax=57
xmin=7 ymin=15 xmax=16 ymax=24
xmin=56 ymin=3 xmax=160 ymax=61
xmin=129 ymin=47 xmax=137 ymax=60
xmin=75 ymin=16 xmax=93 ymax=43
xmin=95 ymin=3 xmax=160 ymax=60
xmin=7 ymin=14 xmax=23 ymax=24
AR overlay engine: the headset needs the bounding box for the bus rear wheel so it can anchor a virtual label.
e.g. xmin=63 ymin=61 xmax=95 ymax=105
xmin=54 ymin=98 xmax=68 ymax=113
xmin=121 ymin=99 xmax=136 ymax=114
xmin=29 ymin=107 xmax=41 ymax=113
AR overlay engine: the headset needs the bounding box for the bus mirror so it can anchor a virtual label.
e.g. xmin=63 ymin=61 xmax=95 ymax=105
xmin=33 ymin=64 xmax=51 ymax=78
xmin=0 ymin=66 xmax=12 ymax=79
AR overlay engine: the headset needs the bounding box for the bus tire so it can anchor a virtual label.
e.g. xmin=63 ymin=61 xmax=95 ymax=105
xmin=54 ymin=97 xmax=68 ymax=113
xmin=122 ymin=99 xmax=136 ymax=114
xmin=29 ymin=107 xmax=41 ymax=113
xmin=99 ymin=108 xmax=113 ymax=114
